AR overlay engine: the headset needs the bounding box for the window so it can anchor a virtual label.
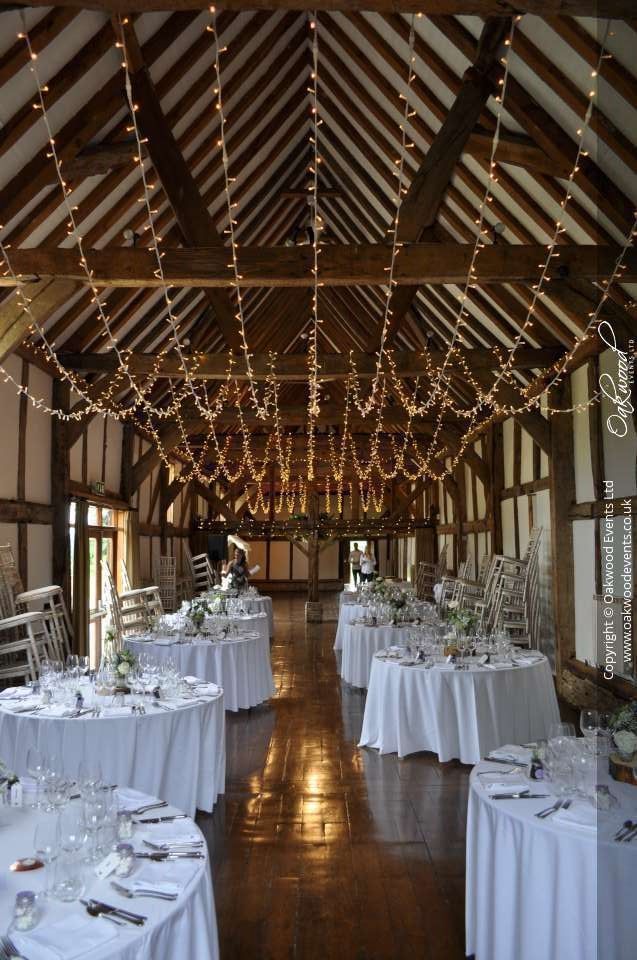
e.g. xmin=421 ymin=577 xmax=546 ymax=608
xmin=70 ymin=501 xmax=121 ymax=666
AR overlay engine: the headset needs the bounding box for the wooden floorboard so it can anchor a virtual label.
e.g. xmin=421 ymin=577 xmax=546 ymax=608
xmin=197 ymin=593 xmax=469 ymax=959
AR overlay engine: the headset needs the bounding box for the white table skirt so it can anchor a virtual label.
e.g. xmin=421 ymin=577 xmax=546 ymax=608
xmin=333 ymin=604 xmax=367 ymax=650
xmin=127 ymin=634 xmax=274 ymax=713
xmin=0 ymin=693 xmax=225 ymax=817
xmin=0 ymin=788 xmax=218 ymax=960
xmin=240 ymin=596 xmax=274 ymax=637
xmin=340 ymin=623 xmax=409 ymax=688
xmin=466 ymin=762 xmax=635 ymax=960
xmin=359 ymin=654 xmax=560 ymax=762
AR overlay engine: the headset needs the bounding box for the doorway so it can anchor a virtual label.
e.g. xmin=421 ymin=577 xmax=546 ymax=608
xmin=347 ymin=540 xmax=367 ymax=588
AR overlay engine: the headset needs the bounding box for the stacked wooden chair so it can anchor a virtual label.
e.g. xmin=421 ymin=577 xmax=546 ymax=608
xmin=416 ymin=544 xmax=448 ymax=601
xmin=185 ymin=544 xmax=215 ymax=595
xmin=121 ymin=560 xmax=164 ymax=619
xmin=102 ymin=561 xmax=151 ymax=645
xmin=154 ymin=556 xmax=178 ymax=613
xmin=0 ymin=544 xmax=67 ymax=684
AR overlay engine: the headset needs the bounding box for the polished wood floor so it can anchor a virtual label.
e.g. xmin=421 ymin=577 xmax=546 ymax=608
xmin=198 ymin=593 xmax=470 ymax=959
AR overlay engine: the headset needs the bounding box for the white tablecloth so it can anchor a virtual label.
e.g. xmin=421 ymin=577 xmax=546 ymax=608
xmin=340 ymin=623 xmax=409 ymax=688
xmin=0 ymin=787 xmax=218 ymax=960
xmin=359 ymin=654 xmax=560 ymax=762
xmin=0 ymin=689 xmax=225 ymax=817
xmin=333 ymin=603 xmax=367 ymax=650
xmin=239 ymin=596 xmax=274 ymax=637
xmin=466 ymin=760 xmax=635 ymax=960
xmin=127 ymin=633 xmax=274 ymax=713
xmin=207 ymin=611 xmax=269 ymax=643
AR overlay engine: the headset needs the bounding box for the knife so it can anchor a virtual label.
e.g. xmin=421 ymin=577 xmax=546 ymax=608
xmin=135 ymin=851 xmax=204 ymax=860
xmin=81 ymin=898 xmax=147 ymax=925
xmin=134 ymin=814 xmax=188 ymax=824
xmin=492 ymin=792 xmax=550 ymax=800
xmin=484 ymin=756 xmax=528 ymax=767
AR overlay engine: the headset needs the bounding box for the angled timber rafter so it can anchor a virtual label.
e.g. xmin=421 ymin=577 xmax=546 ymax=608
xmin=114 ymin=17 xmax=241 ymax=351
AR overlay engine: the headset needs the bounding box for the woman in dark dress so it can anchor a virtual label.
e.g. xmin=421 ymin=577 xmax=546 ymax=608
xmin=222 ymin=547 xmax=249 ymax=590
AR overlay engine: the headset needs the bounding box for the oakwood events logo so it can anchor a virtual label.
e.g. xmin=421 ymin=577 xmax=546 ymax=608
xmin=598 ymin=319 xmax=635 ymax=438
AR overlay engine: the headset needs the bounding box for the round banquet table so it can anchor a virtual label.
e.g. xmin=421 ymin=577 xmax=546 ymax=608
xmin=466 ymin=759 xmax=636 ymax=960
xmin=0 ymin=787 xmax=218 ymax=960
xmin=127 ymin=632 xmax=274 ymax=713
xmin=359 ymin=653 xmax=560 ymax=763
xmin=334 ymin=603 xmax=368 ymax=651
xmin=207 ymin=611 xmax=269 ymax=643
xmin=340 ymin=623 xmax=411 ymax=688
xmin=0 ymin=684 xmax=225 ymax=818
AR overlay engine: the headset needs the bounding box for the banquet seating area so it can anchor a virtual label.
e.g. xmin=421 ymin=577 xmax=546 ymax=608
xmin=0 ymin=2 xmax=636 ymax=958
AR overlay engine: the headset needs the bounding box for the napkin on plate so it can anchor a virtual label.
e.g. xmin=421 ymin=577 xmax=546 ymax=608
xmin=12 ymin=912 xmax=118 ymax=960
xmin=39 ymin=704 xmax=75 ymax=718
xmin=483 ymin=661 xmax=513 ymax=670
xmin=153 ymin=637 xmax=177 ymax=646
xmin=140 ymin=825 xmax=201 ymax=847
xmin=481 ymin=777 xmax=528 ymax=797
xmin=0 ymin=686 xmax=29 ymax=699
xmin=0 ymin=696 xmax=41 ymax=712
xmin=488 ymin=744 xmax=533 ymax=764
xmin=101 ymin=706 xmax=134 ymax=718
xmin=122 ymin=860 xmax=199 ymax=896
xmin=552 ymin=803 xmax=597 ymax=832
xmin=117 ymin=786 xmax=160 ymax=810
xmin=154 ymin=698 xmax=196 ymax=711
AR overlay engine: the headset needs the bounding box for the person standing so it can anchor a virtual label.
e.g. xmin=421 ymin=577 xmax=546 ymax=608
xmin=360 ymin=547 xmax=376 ymax=582
xmin=348 ymin=543 xmax=362 ymax=586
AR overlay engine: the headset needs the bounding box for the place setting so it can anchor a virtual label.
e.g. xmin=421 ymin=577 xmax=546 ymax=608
xmin=0 ymin=761 xmax=215 ymax=960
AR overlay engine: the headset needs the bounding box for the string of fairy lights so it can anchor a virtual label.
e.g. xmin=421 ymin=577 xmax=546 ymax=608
xmin=0 ymin=13 xmax=632 ymax=517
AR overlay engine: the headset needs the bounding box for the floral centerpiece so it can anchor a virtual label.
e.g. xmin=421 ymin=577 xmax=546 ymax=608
xmin=0 ymin=759 xmax=19 ymax=802
xmin=186 ymin=597 xmax=213 ymax=631
xmin=609 ymin=700 xmax=637 ymax=760
xmin=445 ymin=601 xmax=479 ymax=636
xmin=98 ymin=632 xmax=138 ymax=693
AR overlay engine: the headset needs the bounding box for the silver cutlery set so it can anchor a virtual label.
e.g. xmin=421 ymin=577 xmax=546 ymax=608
xmin=613 ymin=819 xmax=637 ymax=842
xmin=535 ymin=799 xmax=572 ymax=819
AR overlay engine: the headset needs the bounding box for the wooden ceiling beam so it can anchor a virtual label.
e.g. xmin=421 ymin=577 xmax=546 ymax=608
xmin=10 ymin=243 xmax=635 ymax=288
xmin=1 ymin=1 xmax=629 ymax=15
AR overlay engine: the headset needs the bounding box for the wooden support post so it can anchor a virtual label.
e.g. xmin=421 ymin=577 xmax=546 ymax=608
xmin=159 ymin=464 xmax=169 ymax=555
xmin=549 ymin=379 xmax=576 ymax=692
xmin=488 ymin=423 xmax=504 ymax=555
xmin=51 ymin=380 xmax=71 ymax=606
xmin=120 ymin=422 xmax=135 ymax=504
xmin=454 ymin=463 xmax=467 ymax=571
xmin=17 ymin=358 xmax=29 ymax=587
xmin=306 ymin=486 xmax=322 ymax=622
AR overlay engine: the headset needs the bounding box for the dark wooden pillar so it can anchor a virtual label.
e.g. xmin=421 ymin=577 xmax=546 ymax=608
xmin=159 ymin=464 xmax=169 ymax=554
xmin=51 ymin=380 xmax=71 ymax=603
xmin=305 ymin=485 xmax=322 ymax=622
xmin=487 ymin=422 xmax=505 ymax=555
xmin=120 ymin=421 xmax=135 ymax=504
xmin=549 ymin=379 xmax=576 ymax=691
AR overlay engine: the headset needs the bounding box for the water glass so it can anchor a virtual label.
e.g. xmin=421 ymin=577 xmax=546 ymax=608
xmin=34 ymin=818 xmax=60 ymax=896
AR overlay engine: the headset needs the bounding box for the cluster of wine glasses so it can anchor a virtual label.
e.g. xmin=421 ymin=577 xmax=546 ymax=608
xmin=27 ymin=754 xmax=121 ymax=902
xmin=37 ymin=656 xmax=90 ymax=701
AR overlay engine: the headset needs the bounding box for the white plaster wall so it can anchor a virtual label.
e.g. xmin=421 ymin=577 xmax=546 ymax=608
xmin=269 ymin=540 xmax=290 ymax=579
xmin=573 ymin=518 xmax=596 ymax=665
xmin=291 ymin=543 xmax=308 ymax=580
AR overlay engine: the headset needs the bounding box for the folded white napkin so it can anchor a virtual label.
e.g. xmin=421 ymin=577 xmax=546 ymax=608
xmin=101 ymin=706 xmax=134 ymax=718
xmin=155 ymin=698 xmax=196 ymax=711
xmin=125 ymin=860 xmax=199 ymax=893
xmin=488 ymin=744 xmax=533 ymax=764
xmin=484 ymin=661 xmax=514 ymax=670
xmin=482 ymin=778 xmax=528 ymax=796
xmin=0 ymin=686 xmax=29 ymax=699
xmin=1 ymin=696 xmax=41 ymax=712
xmin=39 ymin=704 xmax=74 ymax=718
xmin=553 ymin=803 xmax=598 ymax=832
xmin=13 ymin=912 xmax=118 ymax=960
xmin=116 ymin=786 xmax=159 ymax=809
xmin=154 ymin=637 xmax=177 ymax=646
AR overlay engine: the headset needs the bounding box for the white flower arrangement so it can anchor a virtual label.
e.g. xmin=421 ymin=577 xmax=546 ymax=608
xmin=613 ymin=729 xmax=637 ymax=757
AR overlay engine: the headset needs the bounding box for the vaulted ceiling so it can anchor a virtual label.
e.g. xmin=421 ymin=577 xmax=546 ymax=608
xmin=0 ymin=5 xmax=635 ymax=486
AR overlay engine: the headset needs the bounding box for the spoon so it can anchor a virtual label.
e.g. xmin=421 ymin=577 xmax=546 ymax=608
xmin=85 ymin=903 xmax=126 ymax=926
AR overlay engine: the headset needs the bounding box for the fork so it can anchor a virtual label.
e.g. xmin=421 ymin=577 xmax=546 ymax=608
xmin=111 ymin=880 xmax=177 ymax=901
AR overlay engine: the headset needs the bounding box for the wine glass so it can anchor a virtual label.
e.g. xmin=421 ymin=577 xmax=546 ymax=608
xmin=580 ymin=709 xmax=599 ymax=738
xmin=549 ymin=722 xmax=576 ymax=740
xmin=26 ymin=747 xmax=45 ymax=808
xmin=77 ymin=758 xmax=103 ymax=797
xmin=34 ymin=819 xmax=60 ymax=896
